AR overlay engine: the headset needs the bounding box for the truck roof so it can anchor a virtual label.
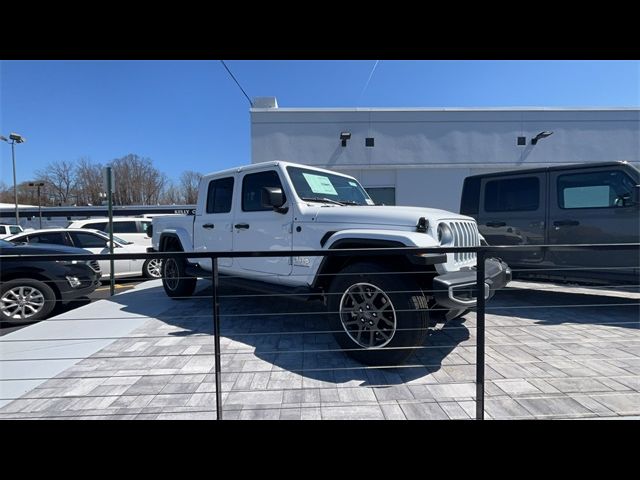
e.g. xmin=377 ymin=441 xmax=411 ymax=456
xmin=465 ymin=161 xmax=639 ymax=180
xmin=202 ymin=161 xmax=356 ymax=180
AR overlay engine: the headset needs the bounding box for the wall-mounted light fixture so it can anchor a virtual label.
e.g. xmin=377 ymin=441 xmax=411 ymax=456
xmin=340 ymin=131 xmax=351 ymax=147
xmin=531 ymin=131 xmax=553 ymax=145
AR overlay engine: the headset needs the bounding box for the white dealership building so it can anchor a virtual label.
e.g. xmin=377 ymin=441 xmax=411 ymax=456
xmin=251 ymin=98 xmax=640 ymax=212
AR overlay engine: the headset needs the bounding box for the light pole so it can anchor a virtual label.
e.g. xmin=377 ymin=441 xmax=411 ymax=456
xmin=1 ymin=133 xmax=26 ymax=226
xmin=28 ymin=181 xmax=45 ymax=229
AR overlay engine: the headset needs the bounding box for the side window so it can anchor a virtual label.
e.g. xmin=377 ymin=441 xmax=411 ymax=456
xmin=460 ymin=177 xmax=481 ymax=215
xmin=365 ymin=187 xmax=396 ymax=206
xmin=28 ymin=232 xmax=69 ymax=245
xmin=485 ymin=177 xmax=539 ymax=212
xmin=139 ymin=221 xmax=151 ymax=233
xmin=70 ymin=232 xmax=108 ymax=248
xmin=242 ymin=171 xmax=284 ymax=212
xmin=558 ymin=170 xmax=636 ymax=209
xmin=87 ymin=222 xmax=108 ymax=232
xmin=112 ymin=221 xmax=137 ymax=234
xmin=0 ymin=227 xmax=5 ymax=235
xmin=206 ymin=177 xmax=234 ymax=214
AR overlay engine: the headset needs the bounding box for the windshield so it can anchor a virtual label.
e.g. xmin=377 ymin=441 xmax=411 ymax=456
xmin=287 ymin=166 xmax=374 ymax=206
xmin=96 ymin=232 xmax=131 ymax=245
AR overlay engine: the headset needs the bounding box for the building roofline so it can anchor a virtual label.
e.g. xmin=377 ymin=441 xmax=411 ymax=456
xmin=251 ymin=106 xmax=640 ymax=113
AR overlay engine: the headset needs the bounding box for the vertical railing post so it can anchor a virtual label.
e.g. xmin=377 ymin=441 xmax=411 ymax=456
xmin=212 ymin=256 xmax=223 ymax=420
xmin=475 ymin=248 xmax=486 ymax=420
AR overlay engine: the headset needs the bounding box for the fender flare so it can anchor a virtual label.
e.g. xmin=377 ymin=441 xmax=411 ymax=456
xmin=158 ymin=229 xmax=190 ymax=252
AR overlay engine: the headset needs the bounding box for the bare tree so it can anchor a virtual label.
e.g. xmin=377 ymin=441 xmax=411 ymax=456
xmin=75 ymin=157 xmax=104 ymax=206
xmin=160 ymin=181 xmax=183 ymax=204
xmin=179 ymin=170 xmax=203 ymax=204
xmin=110 ymin=154 xmax=166 ymax=205
xmin=36 ymin=160 xmax=77 ymax=205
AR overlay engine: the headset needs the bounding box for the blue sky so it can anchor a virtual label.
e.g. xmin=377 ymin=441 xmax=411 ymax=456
xmin=1 ymin=60 xmax=638 ymax=185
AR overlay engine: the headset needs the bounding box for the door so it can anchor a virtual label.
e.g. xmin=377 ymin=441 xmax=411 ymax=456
xmin=68 ymin=231 xmax=131 ymax=277
xmin=479 ymin=173 xmax=547 ymax=265
xmin=548 ymin=166 xmax=640 ymax=278
xmin=233 ymin=169 xmax=293 ymax=277
xmin=193 ymin=176 xmax=235 ymax=269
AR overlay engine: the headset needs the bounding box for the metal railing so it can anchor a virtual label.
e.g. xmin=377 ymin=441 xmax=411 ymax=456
xmin=1 ymin=243 xmax=638 ymax=420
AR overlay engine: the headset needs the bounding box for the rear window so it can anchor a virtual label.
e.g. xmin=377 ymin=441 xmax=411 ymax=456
xmin=84 ymin=221 xmax=107 ymax=232
xmin=112 ymin=221 xmax=137 ymax=234
xmin=485 ymin=177 xmax=539 ymax=212
xmin=460 ymin=177 xmax=481 ymax=215
xmin=206 ymin=177 xmax=234 ymax=214
xmin=25 ymin=232 xmax=69 ymax=245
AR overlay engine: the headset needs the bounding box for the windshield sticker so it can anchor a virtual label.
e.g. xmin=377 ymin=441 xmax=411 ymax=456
xmin=302 ymin=173 xmax=338 ymax=196
xmin=365 ymin=198 xmax=375 ymax=205
xmin=348 ymin=181 xmax=358 ymax=187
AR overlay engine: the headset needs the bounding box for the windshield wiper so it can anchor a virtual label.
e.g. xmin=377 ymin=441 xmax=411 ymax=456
xmin=301 ymin=197 xmax=347 ymax=206
xmin=301 ymin=197 xmax=363 ymax=206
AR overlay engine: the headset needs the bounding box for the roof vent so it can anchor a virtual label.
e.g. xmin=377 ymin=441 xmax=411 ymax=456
xmin=252 ymin=97 xmax=278 ymax=109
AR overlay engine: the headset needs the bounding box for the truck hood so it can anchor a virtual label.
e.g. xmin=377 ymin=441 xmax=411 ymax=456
xmin=309 ymin=205 xmax=473 ymax=227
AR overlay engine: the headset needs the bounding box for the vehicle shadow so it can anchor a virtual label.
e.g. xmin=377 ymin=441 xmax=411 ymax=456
xmin=109 ymin=282 xmax=471 ymax=386
xmin=488 ymin=286 xmax=640 ymax=329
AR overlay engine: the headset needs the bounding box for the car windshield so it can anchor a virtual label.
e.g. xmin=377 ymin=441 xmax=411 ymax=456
xmin=286 ymin=166 xmax=374 ymax=206
xmin=112 ymin=234 xmax=132 ymax=245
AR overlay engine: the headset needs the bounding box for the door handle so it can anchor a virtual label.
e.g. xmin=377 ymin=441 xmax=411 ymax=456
xmin=485 ymin=221 xmax=506 ymax=228
xmin=234 ymin=223 xmax=250 ymax=230
xmin=553 ymin=220 xmax=580 ymax=227
xmin=202 ymin=223 xmax=215 ymax=229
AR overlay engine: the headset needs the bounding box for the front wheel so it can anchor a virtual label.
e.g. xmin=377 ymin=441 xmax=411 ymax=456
xmin=162 ymin=254 xmax=197 ymax=299
xmin=143 ymin=258 xmax=163 ymax=279
xmin=0 ymin=278 xmax=56 ymax=323
xmin=327 ymin=262 xmax=430 ymax=366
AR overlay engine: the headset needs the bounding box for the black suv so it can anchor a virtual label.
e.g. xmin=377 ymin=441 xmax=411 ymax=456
xmin=460 ymin=161 xmax=640 ymax=285
xmin=0 ymin=239 xmax=101 ymax=323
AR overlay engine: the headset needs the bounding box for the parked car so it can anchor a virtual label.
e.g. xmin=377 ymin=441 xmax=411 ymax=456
xmin=6 ymin=228 xmax=160 ymax=279
xmin=460 ymin=161 xmax=640 ymax=284
xmin=67 ymin=217 xmax=153 ymax=246
xmin=0 ymin=239 xmax=101 ymax=323
xmin=150 ymin=161 xmax=511 ymax=365
xmin=0 ymin=224 xmax=24 ymax=239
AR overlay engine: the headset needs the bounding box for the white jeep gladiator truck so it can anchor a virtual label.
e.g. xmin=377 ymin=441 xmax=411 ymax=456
xmin=150 ymin=161 xmax=511 ymax=365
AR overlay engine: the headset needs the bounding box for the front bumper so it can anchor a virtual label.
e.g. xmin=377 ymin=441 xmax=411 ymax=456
xmin=432 ymin=258 xmax=511 ymax=309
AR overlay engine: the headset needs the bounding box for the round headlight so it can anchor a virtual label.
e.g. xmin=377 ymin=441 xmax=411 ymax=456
xmin=437 ymin=223 xmax=454 ymax=246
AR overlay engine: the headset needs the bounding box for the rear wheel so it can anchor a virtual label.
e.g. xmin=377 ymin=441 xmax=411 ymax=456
xmin=162 ymin=249 xmax=196 ymax=299
xmin=0 ymin=279 xmax=56 ymax=323
xmin=327 ymin=262 xmax=430 ymax=366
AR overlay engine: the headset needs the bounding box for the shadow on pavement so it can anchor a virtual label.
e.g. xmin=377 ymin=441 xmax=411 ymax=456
xmin=106 ymin=282 xmax=470 ymax=386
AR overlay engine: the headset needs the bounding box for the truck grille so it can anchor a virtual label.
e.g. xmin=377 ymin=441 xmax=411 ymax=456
xmin=450 ymin=220 xmax=479 ymax=263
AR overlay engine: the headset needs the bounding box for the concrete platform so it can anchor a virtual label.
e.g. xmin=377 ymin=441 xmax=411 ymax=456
xmin=1 ymin=279 xmax=639 ymax=420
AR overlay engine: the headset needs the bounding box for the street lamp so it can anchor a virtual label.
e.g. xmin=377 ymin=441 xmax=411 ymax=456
xmin=28 ymin=181 xmax=45 ymax=229
xmin=1 ymin=132 xmax=26 ymax=226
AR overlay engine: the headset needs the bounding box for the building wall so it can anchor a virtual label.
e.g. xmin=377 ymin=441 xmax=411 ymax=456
xmin=251 ymin=107 xmax=640 ymax=212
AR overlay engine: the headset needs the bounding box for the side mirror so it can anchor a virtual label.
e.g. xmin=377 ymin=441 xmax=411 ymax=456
xmin=261 ymin=187 xmax=285 ymax=210
xmin=146 ymin=223 xmax=153 ymax=237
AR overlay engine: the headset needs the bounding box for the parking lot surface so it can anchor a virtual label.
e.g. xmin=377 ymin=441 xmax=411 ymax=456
xmin=0 ymin=280 xmax=638 ymax=419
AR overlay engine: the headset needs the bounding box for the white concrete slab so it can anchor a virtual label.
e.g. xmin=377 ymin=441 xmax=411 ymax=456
xmin=0 ymin=280 xmax=173 ymax=407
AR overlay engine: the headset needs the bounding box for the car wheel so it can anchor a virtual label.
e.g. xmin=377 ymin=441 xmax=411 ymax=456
xmin=0 ymin=278 xmax=56 ymax=323
xmin=327 ymin=261 xmax=430 ymax=366
xmin=162 ymin=250 xmax=196 ymax=299
xmin=143 ymin=258 xmax=163 ymax=279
